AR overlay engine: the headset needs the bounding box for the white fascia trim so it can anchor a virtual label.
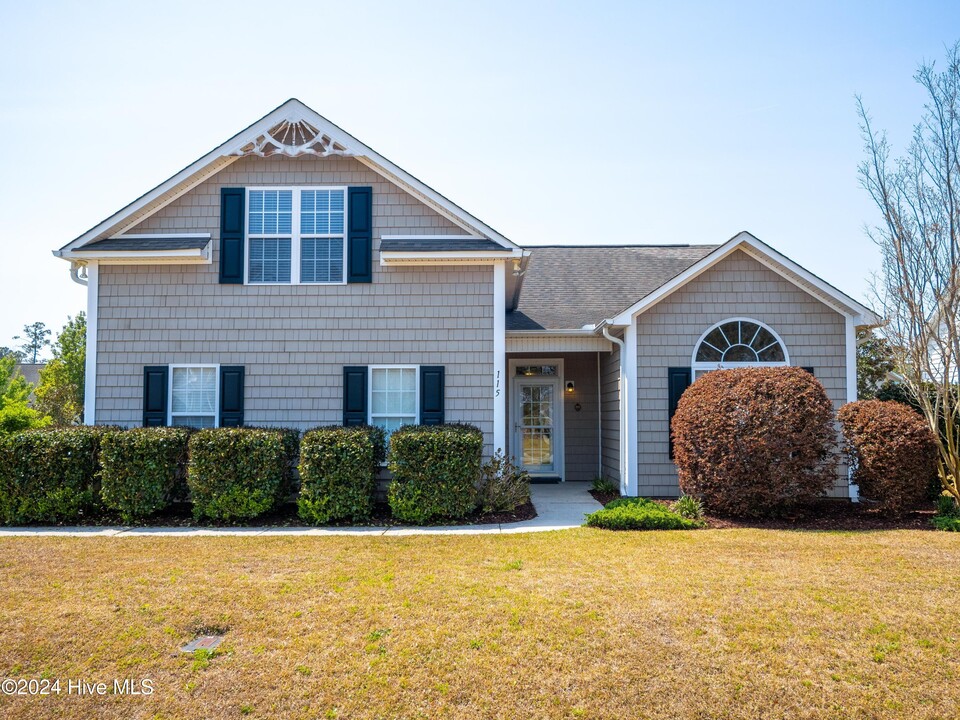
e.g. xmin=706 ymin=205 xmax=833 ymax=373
xmin=493 ymin=262 xmax=507 ymax=454
xmin=380 ymin=250 xmax=522 ymax=264
xmin=380 ymin=235 xmax=488 ymax=240
xmin=83 ymin=262 xmax=99 ymax=425
xmin=63 ymin=248 xmax=212 ymax=264
xmin=623 ymin=323 xmax=638 ymax=497
xmin=609 ymin=232 xmax=880 ymax=326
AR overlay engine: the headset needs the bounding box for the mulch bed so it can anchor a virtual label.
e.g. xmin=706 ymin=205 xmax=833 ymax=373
xmin=590 ymin=490 xmax=938 ymax=531
xmin=19 ymin=499 xmax=538 ymax=529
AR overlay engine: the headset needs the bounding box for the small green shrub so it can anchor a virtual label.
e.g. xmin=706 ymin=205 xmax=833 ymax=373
xmin=100 ymin=428 xmax=190 ymax=522
xmin=672 ymin=494 xmax=705 ymax=521
xmin=0 ymin=426 xmax=114 ymax=524
xmin=476 ymin=451 xmax=530 ymax=513
xmin=935 ymin=493 xmax=959 ymax=518
xmin=585 ymin=497 xmax=703 ymax=531
xmin=187 ymin=428 xmax=287 ymax=520
xmin=591 ymin=475 xmax=619 ymax=496
xmin=246 ymin=426 xmax=301 ymax=498
xmin=387 ymin=424 xmax=483 ymax=523
xmin=298 ymin=425 xmax=386 ymax=524
xmin=932 ymin=515 xmax=960 ymax=531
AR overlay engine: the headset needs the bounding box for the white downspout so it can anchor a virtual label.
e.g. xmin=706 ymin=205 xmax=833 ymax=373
xmin=602 ymin=327 xmax=627 ymax=495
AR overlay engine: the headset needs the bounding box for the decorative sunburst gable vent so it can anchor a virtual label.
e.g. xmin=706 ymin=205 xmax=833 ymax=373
xmin=232 ymin=118 xmax=353 ymax=158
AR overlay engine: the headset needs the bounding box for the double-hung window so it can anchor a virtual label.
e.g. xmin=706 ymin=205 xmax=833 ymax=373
xmin=369 ymin=366 xmax=418 ymax=436
xmin=169 ymin=365 xmax=218 ymax=428
xmin=246 ymin=187 xmax=346 ymax=284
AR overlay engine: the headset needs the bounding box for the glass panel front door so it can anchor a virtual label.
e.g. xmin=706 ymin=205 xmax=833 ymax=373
xmin=517 ymin=381 xmax=555 ymax=474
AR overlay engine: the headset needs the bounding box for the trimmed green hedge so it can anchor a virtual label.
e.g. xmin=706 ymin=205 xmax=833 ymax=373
xmin=247 ymin=426 xmax=301 ymax=498
xmin=387 ymin=423 xmax=483 ymax=523
xmin=0 ymin=426 xmax=114 ymax=524
xmin=585 ymin=497 xmax=704 ymax=531
xmin=187 ymin=428 xmax=287 ymax=520
xmin=100 ymin=428 xmax=191 ymax=522
xmin=298 ymin=425 xmax=386 ymax=524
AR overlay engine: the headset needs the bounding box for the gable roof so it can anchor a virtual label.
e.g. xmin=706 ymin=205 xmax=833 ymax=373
xmin=507 ymin=244 xmax=716 ymax=330
xmin=605 ymin=231 xmax=881 ymax=327
xmin=55 ymin=99 xmax=518 ymax=256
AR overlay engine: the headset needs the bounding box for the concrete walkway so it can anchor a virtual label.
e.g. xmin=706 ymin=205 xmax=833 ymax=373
xmin=0 ymin=483 xmax=603 ymax=537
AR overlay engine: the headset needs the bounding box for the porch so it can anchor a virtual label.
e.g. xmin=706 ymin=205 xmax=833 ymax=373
xmin=504 ymin=349 xmax=620 ymax=484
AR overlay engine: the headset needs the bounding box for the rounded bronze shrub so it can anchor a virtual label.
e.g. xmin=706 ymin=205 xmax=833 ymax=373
xmin=672 ymin=367 xmax=838 ymax=517
xmin=838 ymin=400 xmax=939 ymax=512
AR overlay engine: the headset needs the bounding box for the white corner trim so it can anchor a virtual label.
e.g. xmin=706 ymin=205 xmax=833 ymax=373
xmin=623 ymin=323 xmax=638 ymax=497
xmin=609 ymin=232 xmax=880 ymax=326
xmin=493 ymin=262 xmax=506 ymax=454
xmin=83 ymin=262 xmax=99 ymax=425
xmin=845 ymin=314 xmax=860 ymax=502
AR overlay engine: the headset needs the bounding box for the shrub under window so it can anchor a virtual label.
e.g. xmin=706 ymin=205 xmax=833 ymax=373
xmin=672 ymin=367 xmax=838 ymax=517
xmin=298 ymin=425 xmax=386 ymax=524
xmin=187 ymin=428 xmax=287 ymax=520
xmin=387 ymin=424 xmax=483 ymax=523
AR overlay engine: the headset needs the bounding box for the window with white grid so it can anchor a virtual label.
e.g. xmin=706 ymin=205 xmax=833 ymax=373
xmin=170 ymin=366 xmax=218 ymax=428
xmin=245 ymin=187 xmax=346 ymax=284
xmin=369 ymin=367 xmax=418 ymax=436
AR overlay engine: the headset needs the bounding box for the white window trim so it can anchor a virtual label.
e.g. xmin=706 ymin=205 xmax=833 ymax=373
xmin=368 ymin=365 xmax=420 ymax=430
xmin=168 ymin=363 xmax=220 ymax=428
xmin=244 ymin=186 xmax=348 ymax=286
xmin=691 ymin=317 xmax=790 ymax=379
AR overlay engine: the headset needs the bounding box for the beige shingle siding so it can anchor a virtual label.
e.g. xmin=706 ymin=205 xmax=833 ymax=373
xmin=600 ymin=343 xmax=620 ymax=483
xmin=95 ymin=155 xmax=494 ymax=452
xmin=634 ymin=250 xmax=849 ymax=498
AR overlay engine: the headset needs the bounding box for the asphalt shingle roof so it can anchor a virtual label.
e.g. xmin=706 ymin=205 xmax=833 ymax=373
xmin=507 ymin=245 xmax=718 ymax=330
xmin=379 ymin=238 xmax=505 ymax=252
xmin=79 ymin=236 xmax=210 ymax=251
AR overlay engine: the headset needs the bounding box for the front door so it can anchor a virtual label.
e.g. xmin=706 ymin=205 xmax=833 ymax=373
xmin=514 ymin=378 xmax=560 ymax=476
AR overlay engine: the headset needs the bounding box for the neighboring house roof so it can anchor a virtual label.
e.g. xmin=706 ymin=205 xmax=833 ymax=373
xmin=507 ymin=244 xmax=716 ymax=330
xmin=79 ymin=235 xmax=211 ymax=251
xmin=54 ymin=99 xmax=518 ymax=257
xmin=15 ymin=363 xmax=44 ymax=388
xmin=379 ymin=237 xmax=505 ymax=252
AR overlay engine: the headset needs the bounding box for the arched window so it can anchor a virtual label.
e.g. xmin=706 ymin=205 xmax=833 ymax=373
xmin=692 ymin=318 xmax=789 ymax=378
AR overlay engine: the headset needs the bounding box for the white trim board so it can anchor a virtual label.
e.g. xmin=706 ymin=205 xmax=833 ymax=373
xmin=55 ymin=99 xmax=518 ymax=256
xmin=82 ymin=262 xmax=99 ymax=425
xmin=605 ymin=232 xmax=880 ymax=327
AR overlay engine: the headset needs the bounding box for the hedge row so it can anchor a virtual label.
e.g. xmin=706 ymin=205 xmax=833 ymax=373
xmin=0 ymin=422 xmax=511 ymax=525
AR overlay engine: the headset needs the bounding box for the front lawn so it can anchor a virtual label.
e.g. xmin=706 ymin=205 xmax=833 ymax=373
xmin=1 ymin=529 xmax=958 ymax=718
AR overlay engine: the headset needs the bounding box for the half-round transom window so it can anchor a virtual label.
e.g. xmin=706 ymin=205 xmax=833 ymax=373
xmin=694 ymin=319 xmax=787 ymax=364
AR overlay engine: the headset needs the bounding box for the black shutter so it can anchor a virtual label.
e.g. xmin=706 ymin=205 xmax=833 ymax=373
xmin=343 ymin=366 xmax=368 ymax=426
xmin=143 ymin=366 xmax=169 ymax=427
xmin=667 ymin=367 xmax=692 ymax=459
xmin=801 ymin=367 xmax=815 ymax=375
xmin=219 ymin=366 xmax=245 ymax=427
xmin=347 ymin=186 xmax=373 ymax=283
xmin=219 ymin=187 xmax=245 ymax=284
xmin=420 ymin=366 xmax=445 ymax=425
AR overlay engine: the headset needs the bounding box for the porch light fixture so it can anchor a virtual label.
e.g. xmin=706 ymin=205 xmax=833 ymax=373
xmin=565 ymin=381 xmax=575 ymax=393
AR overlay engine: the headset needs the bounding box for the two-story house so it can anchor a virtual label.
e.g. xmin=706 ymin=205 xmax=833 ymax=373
xmin=54 ymin=99 xmax=879 ymax=498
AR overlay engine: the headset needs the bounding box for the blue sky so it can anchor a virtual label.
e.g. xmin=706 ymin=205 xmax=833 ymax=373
xmin=0 ymin=0 xmax=956 ymax=355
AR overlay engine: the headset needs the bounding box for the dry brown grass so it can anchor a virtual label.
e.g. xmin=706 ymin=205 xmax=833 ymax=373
xmin=0 ymin=529 xmax=958 ymax=719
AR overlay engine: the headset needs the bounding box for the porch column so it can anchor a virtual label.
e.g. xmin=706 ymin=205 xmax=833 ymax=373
xmin=623 ymin=322 xmax=638 ymax=496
